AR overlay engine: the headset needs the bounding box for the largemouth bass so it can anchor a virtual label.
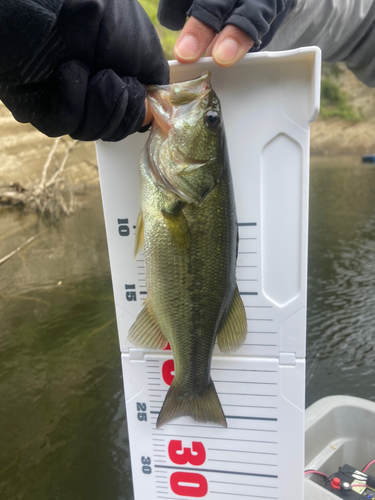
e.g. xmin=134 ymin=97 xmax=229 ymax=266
xmin=128 ymin=72 xmax=247 ymax=428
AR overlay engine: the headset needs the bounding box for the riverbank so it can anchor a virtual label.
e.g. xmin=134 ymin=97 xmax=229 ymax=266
xmin=311 ymin=117 xmax=375 ymax=156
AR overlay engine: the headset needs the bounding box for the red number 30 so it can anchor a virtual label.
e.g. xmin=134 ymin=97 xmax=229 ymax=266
xmin=168 ymin=440 xmax=207 ymax=497
xmin=168 ymin=440 xmax=206 ymax=466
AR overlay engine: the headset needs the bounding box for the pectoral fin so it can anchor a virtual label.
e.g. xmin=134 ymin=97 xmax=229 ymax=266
xmin=128 ymin=299 xmax=168 ymax=350
xmin=162 ymin=201 xmax=191 ymax=252
xmin=134 ymin=211 xmax=144 ymax=257
xmin=216 ymin=286 xmax=247 ymax=353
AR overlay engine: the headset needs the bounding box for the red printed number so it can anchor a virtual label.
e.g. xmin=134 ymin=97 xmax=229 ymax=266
xmin=170 ymin=472 xmax=208 ymax=497
xmin=162 ymin=359 xmax=175 ymax=386
xmin=168 ymin=440 xmax=206 ymax=466
xmin=168 ymin=441 xmax=207 ymax=497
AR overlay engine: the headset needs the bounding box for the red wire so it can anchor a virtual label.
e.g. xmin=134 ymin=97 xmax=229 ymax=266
xmin=304 ymin=470 xmax=328 ymax=479
xmin=363 ymin=459 xmax=375 ymax=473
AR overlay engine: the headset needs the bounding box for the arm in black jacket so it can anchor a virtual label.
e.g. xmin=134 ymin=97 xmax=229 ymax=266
xmin=0 ymin=0 xmax=169 ymax=141
xmin=158 ymin=0 xmax=295 ymax=51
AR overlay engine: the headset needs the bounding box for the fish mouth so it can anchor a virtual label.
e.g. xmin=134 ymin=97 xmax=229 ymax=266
xmin=147 ymin=72 xmax=212 ymax=133
xmin=145 ymin=72 xmax=214 ymax=203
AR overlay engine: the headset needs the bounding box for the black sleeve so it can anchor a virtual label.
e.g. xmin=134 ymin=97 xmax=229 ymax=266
xmin=0 ymin=0 xmax=169 ymax=142
xmin=158 ymin=0 xmax=295 ymax=50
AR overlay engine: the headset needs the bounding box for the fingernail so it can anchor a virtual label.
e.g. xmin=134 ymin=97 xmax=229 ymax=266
xmin=214 ymin=38 xmax=239 ymax=65
xmin=175 ymin=35 xmax=198 ymax=60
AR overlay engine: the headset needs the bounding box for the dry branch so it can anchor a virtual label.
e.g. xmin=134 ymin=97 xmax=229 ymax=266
xmin=0 ymin=235 xmax=37 ymax=266
xmin=0 ymin=138 xmax=78 ymax=219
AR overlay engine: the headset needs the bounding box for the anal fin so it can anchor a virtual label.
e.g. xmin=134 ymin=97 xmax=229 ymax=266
xmin=216 ymin=286 xmax=247 ymax=353
xmin=128 ymin=299 xmax=168 ymax=350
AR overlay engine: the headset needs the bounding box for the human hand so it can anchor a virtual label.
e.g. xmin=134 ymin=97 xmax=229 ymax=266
xmin=158 ymin=0 xmax=287 ymax=67
xmin=175 ymin=17 xmax=254 ymax=67
xmin=0 ymin=0 xmax=169 ymax=141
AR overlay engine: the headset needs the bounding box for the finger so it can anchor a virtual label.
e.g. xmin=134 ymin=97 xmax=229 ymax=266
xmin=205 ymin=35 xmax=218 ymax=58
xmin=212 ymin=24 xmax=254 ymax=67
xmin=174 ymin=17 xmax=216 ymax=63
xmin=142 ymin=99 xmax=152 ymax=127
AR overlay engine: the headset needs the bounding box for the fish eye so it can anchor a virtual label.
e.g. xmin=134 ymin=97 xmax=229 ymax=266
xmin=205 ymin=111 xmax=221 ymax=130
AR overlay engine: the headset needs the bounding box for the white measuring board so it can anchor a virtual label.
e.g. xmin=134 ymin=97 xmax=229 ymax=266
xmin=96 ymin=47 xmax=321 ymax=500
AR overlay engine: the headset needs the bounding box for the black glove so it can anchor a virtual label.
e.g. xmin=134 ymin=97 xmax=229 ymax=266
xmin=0 ymin=0 xmax=169 ymax=141
xmin=158 ymin=0 xmax=294 ymax=50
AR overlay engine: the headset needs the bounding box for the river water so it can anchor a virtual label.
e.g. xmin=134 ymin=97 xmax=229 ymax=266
xmin=0 ymin=155 xmax=374 ymax=499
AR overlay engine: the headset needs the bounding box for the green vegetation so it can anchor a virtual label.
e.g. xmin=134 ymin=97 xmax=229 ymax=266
xmin=320 ymin=64 xmax=365 ymax=122
xmin=138 ymin=0 xmax=179 ymax=60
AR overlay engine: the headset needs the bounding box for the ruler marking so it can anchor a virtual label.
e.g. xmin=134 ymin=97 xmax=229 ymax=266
xmin=212 ymin=368 xmax=277 ymax=373
xmin=208 ymin=448 xmax=277 ymax=456
xmin=210 ymin=491 xmax=277 ymax=499
xmin=237 ymin=266 xmax=257 ymax=268
xmin=161 ymin=423 xmax=277 ymax=432
xmin=217 ymin=381 xmax=277 ymax=386
xmin=239 ymin=238 xmax=257 ymax=240
xmin=238 ymin=222 xmax=257 ymax=226
xmin=218 ymin=393 xmax=277 ymax=397
xmin=154 ymin=465 xmax=277 ymax=479
xmin=222 ymin=405 xmax=277 ymax=409
xmin=244 ymin=344 xmax=277 ymax=347
xmin=245 ymin=306 xmax=273 ymax=308
xmin=238 ymin=252 xmax=257 ymax=254
xmin=208 ymin=459 xmax=277 ymax=467
xmin=246 ymin=318 xmax=273 ymax=321
xmin=152 ymin=434 xmax=277 ymax=445
xmin=226 ymin=415 xmax=277 ymax=421
xmin=150 ymin=411 xmax=277 ymax=421
xmin=240 ymin=292 xmax=258 ymax=295
xmin=210 ymin=480 xmax=277 ymax=488
xmin=238 ymin=279 xmax=257 ymax=281
xmin=245 ymin=332 xmax=277 ymax=336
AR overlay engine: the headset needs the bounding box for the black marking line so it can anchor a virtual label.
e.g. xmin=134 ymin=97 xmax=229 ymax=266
xmin=218 ymin=392 xmax=277 ymax=397
xmin=217 ymin=381 xmax=277 ymax=386
xmin=155 ymin=423 xmax=276 ymax=433
xmin=247 ymin=331 xmax=277 ymax=334
xmin=152 ymin=433 xmax=277 ymax=445
xmin=211 ymin=368 xmax=277 ymax=373
xmin=226 ymin=415 xmax=277 ymax=421
xmin=223 ymin=404 xmax=277 ymax=410
xmin=140 ymin=291 xmax=147 ymax=295
xmin=208 ymin=448 xmax=277 ymax=456
xmin=246 ymin=318 xmax=273 ymax=321
xmin=245 ymin=306 xmax=273 ymax=309
xmin=154 ymin=464 xmax=277 ymax=479
xmin=237 ymin=266 xmax=257 ymax=268
xmin=210 ymin=491 xmax=277 ymax=499
xmin=244 ymin=344 xmax=277 ymax=347
xmin=150 ymin=412 xmax=276 ymax=422
xmin=210 ymin=479 xmax=277 ymax=489
xmin=238 ymin=222 xmax=257 ymax=226
xmin=208 ymin=459 xmax=277 ymax=467
xmin=240 ymin=292 xmax=258 ymax=296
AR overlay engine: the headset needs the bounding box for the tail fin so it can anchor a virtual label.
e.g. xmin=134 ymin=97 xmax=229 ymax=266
xmin=156 ymin=379 xmax=227 ymax=428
